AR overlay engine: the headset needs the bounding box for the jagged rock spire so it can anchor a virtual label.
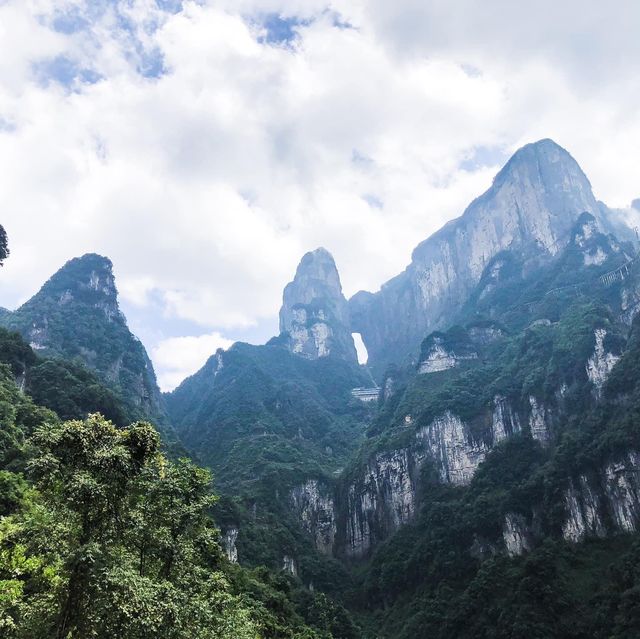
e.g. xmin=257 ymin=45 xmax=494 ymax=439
xmin=279 ymin=248 xmax=357 ymax=362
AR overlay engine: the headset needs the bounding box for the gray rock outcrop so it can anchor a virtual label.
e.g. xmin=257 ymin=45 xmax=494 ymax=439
xmin=279 ymin=248 xmax=357 ymax=362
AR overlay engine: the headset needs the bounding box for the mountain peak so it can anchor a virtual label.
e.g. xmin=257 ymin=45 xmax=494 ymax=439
xmin=291 ymin=247 xmax=341 ymax=291
xmin=279 ymin=248 xmax=356 ymax=362
xmin=0 ymin=252 xmax=171 ymax=429
xmin=281 ymin=248 xmax=344 ymax=323
xmin=494 ymin=137 xmax=591 ymax=186
xmin=487 ymin=138 xmax=594 ymax=214
xmin=38 ymin=253 xmax=118 ymax=307
xmin=351 ymin=139 xmax=623 ymax=377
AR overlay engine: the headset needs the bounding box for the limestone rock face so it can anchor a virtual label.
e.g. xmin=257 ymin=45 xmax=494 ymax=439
xmin=417 ymin=336 xmax=478 ymax=374
xmin=279 ymin=248 xmax=357 ymax=362
xmin=503 ymin=513 xmax=533 ymax=556
xmin=290 ymin=479 xmax=337 ymax=556
xmin=282 ymin=555 xmax=297 ymax=576
xmin=561 ymin=452 xmax=640 ymax=542
xmin=337 ymin=406 xmax=526 ymax=558
xmin=491 ymin=395 xmax=521 ymax=443
xmin=528 ymin=396 xmax=551 ymax=445
xmin=620 ymin=281 xmax=640 ymax=325
xmin=349 ymin=139 xmax=614 ymax=376
xmin=417 ymin=411 xmax=489 ymax=485
xmin=572 ymin=212 xmax=623 ymax=267
xmin=342 ymin=449 xmax=425 ymax=558
xmin=604 ymin=452 xmax=640 ymax=532
xmin=562 ymin=475 xmax=606 ymax=542
xmin=586 ymin=328 xmax=621 ymax=394
xmin=223 ymin=527 xmax=239 ymax=563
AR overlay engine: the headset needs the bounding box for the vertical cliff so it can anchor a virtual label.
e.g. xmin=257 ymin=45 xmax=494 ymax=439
xmin=561 ymin=452 xmax=640 ymax=543
xmin=349 ymin=139 xmax=616 ymax=377
xmin=290 ymin=479 xmax=337 ymax=556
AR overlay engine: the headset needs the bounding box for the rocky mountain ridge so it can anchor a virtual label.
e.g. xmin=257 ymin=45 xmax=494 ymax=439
xmin=279 ymin=209 xmax=640 ymax=563
xmin=348 ymin=139 xmax=628 ymax=377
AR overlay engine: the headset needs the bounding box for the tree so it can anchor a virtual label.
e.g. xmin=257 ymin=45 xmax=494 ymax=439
xmin=0 ymin=414 xmax=258 ymax=639
xmin=0 ymin=224 xmax=8 ymax=266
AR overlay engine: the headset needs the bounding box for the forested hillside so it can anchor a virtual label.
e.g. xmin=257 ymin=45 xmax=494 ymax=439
xmin=0 ymin=252 xmax=356 ymax=638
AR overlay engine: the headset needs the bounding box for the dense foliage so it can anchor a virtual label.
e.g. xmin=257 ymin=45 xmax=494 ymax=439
xmin=0 ymin=407 xmax=352 ymax=638
xmin=166 ymin=342 xmax=373 ymax=597
xmin=0 ymin=327 xmax=127 ymax=424
xmin=0 ymin=224 xmax=8 ymax=266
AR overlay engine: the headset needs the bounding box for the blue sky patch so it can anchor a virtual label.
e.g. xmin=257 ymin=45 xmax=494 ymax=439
xmin=135 ymin=48 xmax=166 ymax=79
xmin=0 ymin=117 xmax=16 ymax=133
xmin=260 ymin=14 xmax=310 ymax=45
xmin=363 ymin=194 xmax=383 ymax=209
xmin=459 ymin=145 xmax=509 ymax=171
xmin=33 ymin=55 xmax=102 ymax=89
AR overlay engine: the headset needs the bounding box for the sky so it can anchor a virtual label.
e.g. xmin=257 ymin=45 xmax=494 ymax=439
xmin=0 ymin=0 xmax=639 ymax=390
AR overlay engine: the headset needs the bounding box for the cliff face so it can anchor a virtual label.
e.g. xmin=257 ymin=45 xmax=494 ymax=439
xmin=349 ymin=139 xmax=613 ymax=376
xmin=291 ymin=393 xmax=554 ymax=559
xmin=290 ymin=296 xmax=630 ymax=560
xmin=279 ymin=248 xmax=357 ymax=363
xmin=341 ymin=448 xmax=425 ymax=558
xmin=417 ymin=329 xmax=479 ymax=374
xmin=294 ymin=393 xmax=636 ymax=560
xmin=561 ymin=452 xmax=640 ymax=543
xmin=290 ymin=479 xmax=338 ymax=556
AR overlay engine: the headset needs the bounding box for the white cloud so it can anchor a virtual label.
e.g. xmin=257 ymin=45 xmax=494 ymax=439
xmin=151 ymin=331 xmax=234 ymax=391
xmin=0 ymin=0 xmax=639 ymax=388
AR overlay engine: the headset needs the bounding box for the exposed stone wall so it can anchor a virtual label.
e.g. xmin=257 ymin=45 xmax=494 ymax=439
xmin=290 ymin=479 xmax=337 ymax=556
xmin=586 ymin=328 xmax=620 ymax=395
xmin=561 ymin=452 xmax=640 ymax=542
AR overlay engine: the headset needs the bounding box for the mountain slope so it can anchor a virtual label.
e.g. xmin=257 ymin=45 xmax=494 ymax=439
xmin=165 ymin=340 xmax=374 ymax=595
xmin=349 ymin=139 xmax=626 ymax=377
xmin=0 ymin=254 xmax=170 ymax=433
xmin=165 ymin=250 xmax=375 ymax=593
xmin=166 ymin=341 xmax=370 ymax=487
xmin=317 ymin=217 xmax=640 ymax=637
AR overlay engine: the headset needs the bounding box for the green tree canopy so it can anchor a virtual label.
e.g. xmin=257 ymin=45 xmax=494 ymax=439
xmin=0 ymin=414 xmax=258 ymax=639
xmin=0 ymin=224 xmax=8 ymax=266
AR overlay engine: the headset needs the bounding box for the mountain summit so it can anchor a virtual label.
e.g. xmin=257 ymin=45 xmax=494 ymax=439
xmin=279 ymin=247 xmax=357 ymax=362
xmin=349 ymin=138 xmax=621 ymax=377
xmin=22 ymin=254 xmax=121 ymax=333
